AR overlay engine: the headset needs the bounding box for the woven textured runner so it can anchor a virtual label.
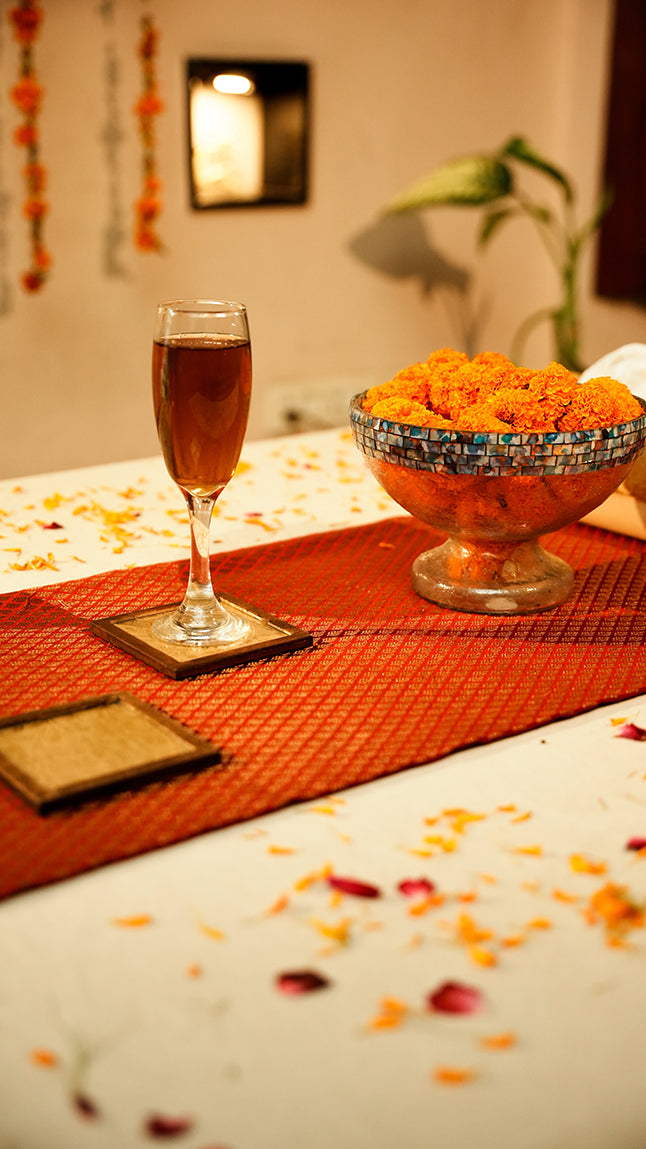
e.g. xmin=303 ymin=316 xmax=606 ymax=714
xmin=2 ymin=515 xmax=646 ymax=900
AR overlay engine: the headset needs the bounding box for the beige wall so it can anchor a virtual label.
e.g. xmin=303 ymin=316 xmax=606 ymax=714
xmin=2 ymin=0 xmax=645 ymax=479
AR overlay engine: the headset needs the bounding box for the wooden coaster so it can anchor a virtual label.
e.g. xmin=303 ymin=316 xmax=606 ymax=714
xmin=0 ymin=692 xmax=222 ymax=813
xmin=90 ymin=593 xmax=314 ymax=679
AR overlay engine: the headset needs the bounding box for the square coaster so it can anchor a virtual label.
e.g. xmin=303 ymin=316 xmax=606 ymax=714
xmin=0 ymin=692 xmax=222 ymax=813
xmin=90 ymin=593 xmax=314 ymax=679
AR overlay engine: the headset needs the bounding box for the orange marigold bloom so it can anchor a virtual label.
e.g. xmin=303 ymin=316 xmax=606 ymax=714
xmin=14 ymin=123 xmax=37 ymax=147
xmin=587 ymin=882 xmax=644 ymax=935
xmin=136 ymin=195 xmax=162 ymax=221
xmin=362 ymin=349 xmax=643 ymax=433
xmin=21 ymin=269 xmax=44 ymax=292
xmin=139 ymin=25 xmax=158 ymax=59
xmin=135 ymin=92 xmax=164 ymax=118
xmin=34 ymin=245 xmax=51 ymax=269
xmin=11 ymin=76 xmax=43 ymax=113
xmin=23 ymin=198 xmax=47 ymax=220
xmin=452 ymin=403 xmax=511 ymax=433
xmin=9 ymin=3 xmax=43 ymax=44
xmin=370 ymin=396 xmax=435 ymax=425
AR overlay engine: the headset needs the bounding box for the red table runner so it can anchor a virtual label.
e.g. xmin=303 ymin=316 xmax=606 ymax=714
xmin=2 ymin=515 xmax=646 ymax=900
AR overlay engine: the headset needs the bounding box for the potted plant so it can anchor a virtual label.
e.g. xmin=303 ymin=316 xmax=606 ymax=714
xmin=386 ymin=136 xmax=610 ymax=373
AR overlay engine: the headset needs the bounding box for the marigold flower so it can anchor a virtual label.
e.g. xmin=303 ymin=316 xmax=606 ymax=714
xmin=23 ymin=198 xmax=47 ymax=220
xmin=135 ymin=91 xmax=164 ymax=117
xmin=14 ymin=123 xmax=37 ymax=147
xmin=11 ymin=75 xmax=43 ymax=113
xmin=136 ymin=195 xmax=161 ymax=221
xmin=21 ymin=269 xmax=44 ymax=292
xmin=363 ymin=350 xmax=642 ymax=432
xmin=9 ymin=2 xmax=43 ymax=43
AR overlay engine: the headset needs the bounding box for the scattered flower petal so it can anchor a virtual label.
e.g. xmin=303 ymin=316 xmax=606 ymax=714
xmin=397 ymin=877 xmax=436 ymax=898
xmin=264 ymin=893 xmax=290 ymax=915
xmin=467 ymin=944 xmax=498 ymax=967
xmin=427 ymin=980 xmax=483 ymax=1015
xmin=626 ymin=837 xmax=646 ymax=851
xmin=512 ymin=845 xmax=543 ymax=856
xmin=112 ymin=913 xmax=153 ymax=928
xmin=198 ymin=922 xmax=226 ymax=941
xmin=432 ymin=1065 xmax=477 ymax=1085
xmin=570 ymin=854 xmax=607 ymax=875
xmin=501 ymin=933 xmax=526 ymax=948
xmin=585 ymin=882 xmax=645 ymax=939
xmin=615 ymin=722 xmax=646 ymax=741
xmin=144 ymin=1114 xmax=194 ymax=1138
xmin=552 ymin=888 xmax=580 ymax=903
xmin=72 ymin=1093 xmax=100 ymax=1120
xmin=367 ymin=996 xmax=410 ymax=1030
xmin=480 ymin=1031 xmax=517 ymax=1050
xmin=456 ymin=912 xmax=493 ymax=944
xmin=327 ymin=875 xmax=381 ymax=899
xmin=29 ymin=1048 xmax=58 ymax=1067
xmin=527 ymin=917 xmax=552 ymax=930
xmin=293 ymin=863 xmax=332 ymax=891
xmin=276 ymin=970 xmax=330 ymax=995
xmin=407 ymin=892 xmax=445 ymax=916
xmin=309 ymin=916 xmax=353 ymax=944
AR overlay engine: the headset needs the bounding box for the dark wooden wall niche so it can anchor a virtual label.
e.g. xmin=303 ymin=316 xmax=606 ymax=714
xmin=187 ymin=59 xmax=310 ymax=209
xmin=596 ymin=0 xmax=646 ymax=303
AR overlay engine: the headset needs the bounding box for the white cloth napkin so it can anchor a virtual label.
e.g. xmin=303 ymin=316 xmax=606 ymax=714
xmin=578 ymin=344 xmax=646 ymax=538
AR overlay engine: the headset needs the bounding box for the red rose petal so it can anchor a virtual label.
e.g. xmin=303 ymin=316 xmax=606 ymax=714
xmin=327 ymin=875 xmax=381 ymax=898
xmin=427 ymin=980 xmax=484 ymax=1015
xmin=72 ymin=1093 xmax=100 ymax=1120
xmin=144 ymin=1114 xmax=194 ymax=1138
xmin=397 ymin=877 xmax=436 ymax=898
xmin=626 ymin=836 xmax=646 ymax=851
xmin=276 ymin=970 xmax=330 ymax=995
xmin=615 ymin=722 xmax=646 ymax=741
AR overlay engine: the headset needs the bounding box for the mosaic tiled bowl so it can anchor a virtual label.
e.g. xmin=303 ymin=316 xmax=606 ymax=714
xmin=350 ymin=393 xmax=646 ymax=614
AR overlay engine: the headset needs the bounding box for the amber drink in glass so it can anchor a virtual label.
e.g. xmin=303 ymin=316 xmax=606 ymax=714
xmin=152 ymin=299 xmax=252 ymax=644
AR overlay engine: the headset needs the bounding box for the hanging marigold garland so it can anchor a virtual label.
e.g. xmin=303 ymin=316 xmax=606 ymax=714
xmin=133 ymin=11 xmax=164 ymax=252
xmin=8 ymin=0 xmax=50 ymax=291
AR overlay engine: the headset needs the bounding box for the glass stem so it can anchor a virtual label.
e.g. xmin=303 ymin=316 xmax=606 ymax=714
xmin=176 ymin=492 xmax=226 ymax=631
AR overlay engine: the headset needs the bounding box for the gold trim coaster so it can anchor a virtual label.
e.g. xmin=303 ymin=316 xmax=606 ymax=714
xmin=90 ymin=593 xmax=314 ymax=679
xmin=0 ymin=692 xmax=222 ymax=813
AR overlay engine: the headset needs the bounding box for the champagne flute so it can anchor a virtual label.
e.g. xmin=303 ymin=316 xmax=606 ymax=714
xmin=152 ymin=299 xmax=252 ymax=645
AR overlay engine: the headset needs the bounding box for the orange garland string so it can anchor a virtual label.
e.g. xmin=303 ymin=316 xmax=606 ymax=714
xmin=8 ymin=0 xmax=51 ymax=291
xmin=133 ymin=11 xmax=164 ymax=252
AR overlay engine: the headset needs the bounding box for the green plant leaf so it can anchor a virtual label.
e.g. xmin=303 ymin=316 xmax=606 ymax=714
xmin=479 ymin=207 xmax=517 ymax=246
xmin=500 ymin=136 xmax=573 ymax=202
xmin=386 ymin=155 xmax=512 ymax=212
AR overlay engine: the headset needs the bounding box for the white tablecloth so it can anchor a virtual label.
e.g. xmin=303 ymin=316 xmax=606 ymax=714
xmin=1 ymin=430 xmax=645 ymax=1149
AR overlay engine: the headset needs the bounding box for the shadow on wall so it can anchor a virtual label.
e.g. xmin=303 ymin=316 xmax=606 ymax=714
xmin=346 ymin=211 xmax=483 ymax=355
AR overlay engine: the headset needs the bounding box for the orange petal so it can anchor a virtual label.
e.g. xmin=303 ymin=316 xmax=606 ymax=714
xmin=570 ymin=853 xmax=607 ymax=875
xmin=433 ymin=1065 xmax=477 ymax=1085
xmin=29 ymin=1048 xmax=58 ymax=1068
xmin=112 ymin=914 xmax=153 ymax=928
xmin=481 ymin=1031 xmax=517 ymax=1050
xmin=468 ymin=944 xmax=498 ymax=967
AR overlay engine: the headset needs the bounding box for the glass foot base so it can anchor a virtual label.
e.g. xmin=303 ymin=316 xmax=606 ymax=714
xmin=152 ymin=604 xmax=251 ymax=647
xmin=412 ymin=537 xmax=574 ymax=615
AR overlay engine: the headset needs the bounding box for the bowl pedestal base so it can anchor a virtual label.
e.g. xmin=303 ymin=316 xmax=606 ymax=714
xmin=412 ymin=537 xmax=574 ymax=615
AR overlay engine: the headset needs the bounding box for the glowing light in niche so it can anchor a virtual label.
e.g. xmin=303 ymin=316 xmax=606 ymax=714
xmin=212 ymin=73 xmax=255 ymax=96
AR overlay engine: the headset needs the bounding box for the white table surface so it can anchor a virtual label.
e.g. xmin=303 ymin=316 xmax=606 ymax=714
xmin=1 ymin=429 xmax=646 ymax=1149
